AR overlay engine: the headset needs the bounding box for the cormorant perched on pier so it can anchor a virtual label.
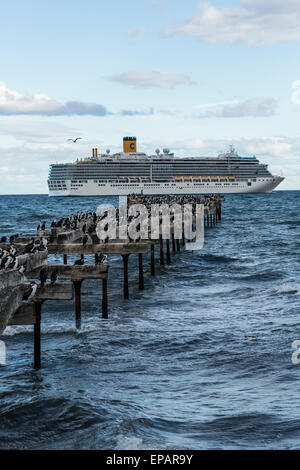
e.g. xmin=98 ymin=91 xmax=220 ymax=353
xmin=74 ymin=258 xmax=84 ymax=266
xmin=23 ymin=282 xmax=38 ymax=302
xmin=82 ymin=234 xmax=88 ymax=246
xmin=50 ymin=269 xmax=58 ymax=285
xmin=24 ymin=238 xmax=35 ymax=253
xmin=95 ymin=253 xmax=107 ymax=265
xmin=19 ymin=265 xmax=26 ymax=275
xmin=39 ymin=268 xmax=48 ymax=287
xmin=10 ymin=235 xmax=18 ymax=244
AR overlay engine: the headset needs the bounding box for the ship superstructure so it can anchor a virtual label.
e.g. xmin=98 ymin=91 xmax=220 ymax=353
xmin=48 ymin=138 xmax=284 ymax=196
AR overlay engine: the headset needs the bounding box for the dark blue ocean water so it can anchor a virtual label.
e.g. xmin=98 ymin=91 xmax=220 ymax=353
xmin=0 ymin=191 xmax=300 ymax=450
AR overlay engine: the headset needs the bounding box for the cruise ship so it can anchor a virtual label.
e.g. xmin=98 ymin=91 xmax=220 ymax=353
xmin=48 ymin=137 xmax=284 ymax=196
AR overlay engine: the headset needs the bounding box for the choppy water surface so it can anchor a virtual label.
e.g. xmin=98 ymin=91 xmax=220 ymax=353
xmin=0 ymin=191 xmax=300 ymax=450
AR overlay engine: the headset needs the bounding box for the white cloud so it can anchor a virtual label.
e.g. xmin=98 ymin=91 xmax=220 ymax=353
xmin=144 ymin=135 xmax=294 ymax=157
xmin=128 ymin=27 xmax=148 ymax=37
xmin=0 ymin=82 xmax=110 ymax=116
xmin=165 ymin=1 xmax=300 ymax=46
xmin=244 ymin=137 xmax=293 ymax=157
xmin=0 ymin=82 xmax=162 ymax=117
xmin=291 ymin=80 xmax=300 ymax=104
xmin=193 ymin=98 xmax=277 ymax=118
xmin=108 ymin=70 xmax=195 ymax=89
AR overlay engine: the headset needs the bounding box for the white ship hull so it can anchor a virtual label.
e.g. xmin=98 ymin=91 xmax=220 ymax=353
xmin=48 ymin=176 xmax=284 ymax=197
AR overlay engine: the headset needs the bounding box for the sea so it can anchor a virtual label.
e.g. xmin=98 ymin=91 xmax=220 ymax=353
xmin=0 ymin=191 xmax=300 ymax=450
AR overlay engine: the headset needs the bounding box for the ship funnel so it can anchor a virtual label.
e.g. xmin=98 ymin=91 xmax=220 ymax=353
xmin=123 ymin=136 xmax=137 ymax=153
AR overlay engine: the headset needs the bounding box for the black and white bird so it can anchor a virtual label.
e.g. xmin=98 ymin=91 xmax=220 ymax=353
xmin=7 ymin=257 xmax=18 ymax=270
xmin=0 ymin=255 xmax=13 ymax=270
xmin=39 ymin=268 xmax=48 ymax=287
xmin=23 ymin=282 xmax=38 ymax=302
xmin=82 ymin=234 xmax=89 ymax=246
xmin=19 ymin=265 xmax=26 ymax=275
xmin=68 ymin=137 xmax=82 ymax=143
xmin=96 ymin=253 xmax=107 ymax=264
xmin=50 ymin=269 xmax=58 ymax=285
xmin=24 ymin=238 xmax=35 ymax=253
xmin=9 ymin=245 xmax=17 ymax=256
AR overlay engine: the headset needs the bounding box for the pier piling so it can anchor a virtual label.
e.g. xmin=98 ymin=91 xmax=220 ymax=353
xmin=160 ymin=236 xmax=165 ymax=266
xmin=34 ymin=302 xmax=42 ymax=370
xmin=122 ymin=254 xmax=129 ymax=299
xmin=102 ymin=278 xmax=108 ymax=319
xmin=138 ymin=254 xmax=144 ymax=290
xmin=150 ymin=244 xmax=155 ymax=276
xmin=73 ymin=280 xmax=82 ymax=330
xmin=166 ymin=239 xmax=171 ymax=265
xmin=171 ymin=233 xmax=176 ymax=253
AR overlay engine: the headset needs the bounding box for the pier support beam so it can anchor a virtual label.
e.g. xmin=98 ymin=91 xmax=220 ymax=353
xmin=63 ymin=254 xmax=68 ymax=265
xmin=80 ymin=254 xmax=85 ymax=263
xmin=34 ymin=302 xmax=42 ymax=370
xmin=218 ymin=204 xmax=222 ymax=221
xmin=166 ymin=239 xmax=171 ymax=265
xmin=122 ymin=254 xmax=129 ymax=299
xmin=176 ymin=238 xmax=180 ymax=252
xmin=171 ymin=233 xmax=176 ymax=253
xmin=73 ymin=280 xmax=83 ymax=329
xmin=102 ymin=278 xmax=108 ymax=319
xmin=150 ymin=244 xmax=155 ymax=276
xmin=138 ymin=254 xmax=144 ymax=291
xmin=160 ymin=236 xmax=165 ymax=266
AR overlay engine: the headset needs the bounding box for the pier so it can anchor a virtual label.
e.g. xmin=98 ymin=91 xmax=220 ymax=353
xmin=0 ymin=194 xmax=224 ymax=370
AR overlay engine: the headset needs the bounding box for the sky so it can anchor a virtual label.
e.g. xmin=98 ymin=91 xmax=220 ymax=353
xmin=1 ymin=0 xmax=300 ymax=193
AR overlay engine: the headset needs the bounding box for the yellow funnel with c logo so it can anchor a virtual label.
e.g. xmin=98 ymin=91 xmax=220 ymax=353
xmin=123 ymin=137 xmax=137 ymax=153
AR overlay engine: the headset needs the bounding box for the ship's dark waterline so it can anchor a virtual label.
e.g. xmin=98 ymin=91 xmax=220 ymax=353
xmin=0 ymin=191 xmax=299 ymax=450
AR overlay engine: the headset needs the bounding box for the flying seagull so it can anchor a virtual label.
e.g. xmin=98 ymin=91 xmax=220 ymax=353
xmin=68 ymin=137 xmax=82 ymax=143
